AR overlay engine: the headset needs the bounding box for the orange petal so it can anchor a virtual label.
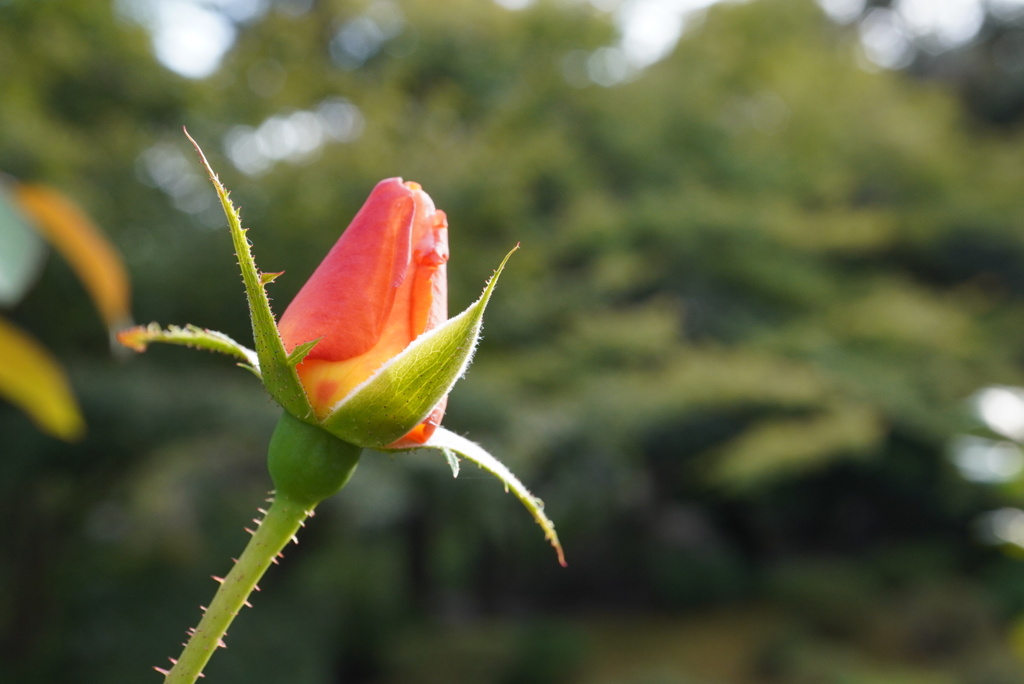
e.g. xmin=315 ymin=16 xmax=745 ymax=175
xmin=14 ymin=182 xmax=131 ymax=332
xmin=388 ymin=398 xmax=447 ymax=448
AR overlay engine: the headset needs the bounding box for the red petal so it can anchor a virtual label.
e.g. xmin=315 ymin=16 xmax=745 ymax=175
xmin=279 ymin=179 xmax=414 ymax=362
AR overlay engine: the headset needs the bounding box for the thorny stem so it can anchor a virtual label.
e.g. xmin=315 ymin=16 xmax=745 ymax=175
xmin=160 ymin=494 xmax=311 ymax=683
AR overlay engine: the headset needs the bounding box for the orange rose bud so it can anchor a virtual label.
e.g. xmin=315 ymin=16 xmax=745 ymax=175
xmin=278 ymin=178 xmax=449 ymax=447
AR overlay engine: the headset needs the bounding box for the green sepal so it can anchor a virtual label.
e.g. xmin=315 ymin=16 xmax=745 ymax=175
xmin=268 ymin=411 xmax=362 ymax=509
xmin=441 ymin=447 xmax=460 ymax=478
xmin=184 ymin=130 xmax=315 ymax=422
xmin=320 ymin=246 xmax=516 ymax=448
xmin=385 ymin=426 xmax=565 ymax=566
xmin=260 ymin=271 xmax=283 ymax=286
xmin=286 ymin=337 xmax=321 ymax=367
xmin=117 ymin=322 xmax=259 ymax=374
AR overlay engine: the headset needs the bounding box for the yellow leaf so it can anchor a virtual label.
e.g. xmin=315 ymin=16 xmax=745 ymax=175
xmin=0 ymin=316 xmax=85 ymax=441
xmin=13 ymin=182 xmax=131 ymax=331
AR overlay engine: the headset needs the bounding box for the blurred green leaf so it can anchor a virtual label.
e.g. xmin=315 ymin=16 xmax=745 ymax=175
xmin=0 ymin=182 xmax=46 ymax=307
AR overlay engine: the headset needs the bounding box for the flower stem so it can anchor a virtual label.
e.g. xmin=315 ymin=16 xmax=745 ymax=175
xmin=162 ymin=494 xmax=311 ymax=684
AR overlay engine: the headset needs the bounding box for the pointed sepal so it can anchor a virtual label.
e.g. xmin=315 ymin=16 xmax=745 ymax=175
xmin=117 ymin=323 xmax=259 ymax=373
xmin=286 ymin=338 xmax=320 ymax=367
xmin=442 ymin=447 xmax=460 ymax=478
xmin=389 ymin=426 xmax=565 ymax=566
xmin=320 ymin=246 xmax=517 ymax=448
xmin=184 ymin=130 xmax=315 ymax=421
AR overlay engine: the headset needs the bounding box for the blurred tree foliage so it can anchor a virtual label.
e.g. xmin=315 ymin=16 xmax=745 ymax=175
xmin=6 ymin=0 xmax=1024 ymax=682
xmin=860 ymin=0 xmax=1024 ymax=127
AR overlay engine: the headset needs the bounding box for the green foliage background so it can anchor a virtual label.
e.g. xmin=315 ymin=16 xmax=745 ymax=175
xmin=6 ymin=0 xmax=1024 ymax=682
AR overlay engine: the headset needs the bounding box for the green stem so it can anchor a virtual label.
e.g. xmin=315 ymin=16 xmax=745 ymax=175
xmin=162 ymin=494 xmax=311 ymax=684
